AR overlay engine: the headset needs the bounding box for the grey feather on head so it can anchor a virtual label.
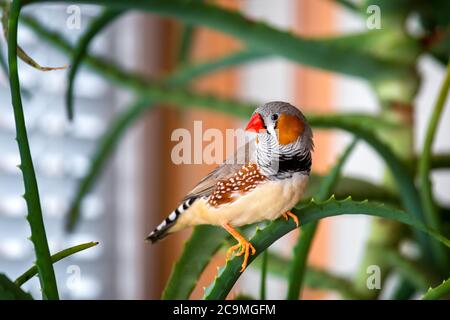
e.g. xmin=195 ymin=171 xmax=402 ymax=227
xmin=254 ymin=101 xmax=313 ymax=152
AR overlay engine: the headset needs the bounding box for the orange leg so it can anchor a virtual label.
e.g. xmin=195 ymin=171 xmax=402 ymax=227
xmin=282 ymin=210 xmax=299 ymax=227
xmin=223 ymin=223 xmax=256 ymax=272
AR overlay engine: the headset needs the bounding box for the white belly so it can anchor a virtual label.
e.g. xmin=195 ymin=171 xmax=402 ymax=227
xmin=172 ymin=173 xmax=308 ymax=231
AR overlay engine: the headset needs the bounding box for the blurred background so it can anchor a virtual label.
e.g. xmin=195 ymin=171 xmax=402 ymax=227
xmin=0 ymin=0 xmax=449 ymax=299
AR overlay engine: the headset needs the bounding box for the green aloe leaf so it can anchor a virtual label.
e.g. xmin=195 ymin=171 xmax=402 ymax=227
xmin=418 ymin=60 xmax=450 ymax=269
xmin=428 ymin=32 xmax=450 ymax=66
xmin=0 ymin=274 xmax=33 ymax=300
xmin=175 ymin=0 xmax=206 ymax=65
xmin=203 ymin=197 xmax=450 ymax=300
xmin=259 ymin=248 xmax=268 ymax=300
xmin=428 ymin=154 xmax=450 ymax=170
xmin=334 ymin=0 xmax=361 ymax=12
xmin=162 ymin=225 xmax=227 ymax=299
xmin=422 ymin=276 xmax=450 ymax=300
xmin=15 ymin=241 xmax=99 ymax=286
xmin=390 ymin=280 xmax=417 ymax=300
xmin=166 ymin=50 xmax=268 ymax=86
xmin=286 ymin=139 xmax=358 ymax=300
xmin=177 ymin=24 xmax=194 ymax=65
xmin=7 ymin=0 xmax=58 ymax=300
xmin=25 ymin=0 xmax=411 ymax=80
xmin=66 ymin=8 xmax=125 ymax=120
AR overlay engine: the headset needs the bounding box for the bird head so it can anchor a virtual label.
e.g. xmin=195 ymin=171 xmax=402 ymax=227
xmin=244 ymin=101 xmax=313 ymax=177
xmin=245 ymin=101 xmax=313 ymax=151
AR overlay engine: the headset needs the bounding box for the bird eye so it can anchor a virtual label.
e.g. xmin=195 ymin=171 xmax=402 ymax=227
xmin=271 ymin=113 xmax=279 ymax=121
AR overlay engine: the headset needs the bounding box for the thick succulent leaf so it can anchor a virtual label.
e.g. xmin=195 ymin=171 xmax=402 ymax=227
xmin=422 ymin=276 xmax=450 ymax=300
xmin=162 ymin=226 xmax=227 ymax=299
xmin=0 ymin=274 xmax=33 ymax=300
xmin=203 ymin=197 xmax=450 ymax=300
xmin=259 ymin=248 xmax=268 ymax=300
xmin=177 ymin=23 xmax=194 ymax=65
xmin=7 ymin=1 xmax=58 ymax=300
xmin=418 ymin=61 xmax=450 ymax=269
xmin=66 ymin=8 xmax=125 ymax=120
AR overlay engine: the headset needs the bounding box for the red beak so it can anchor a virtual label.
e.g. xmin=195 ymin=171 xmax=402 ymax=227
xmin=245 ymin=113 xmax=265 ymax=133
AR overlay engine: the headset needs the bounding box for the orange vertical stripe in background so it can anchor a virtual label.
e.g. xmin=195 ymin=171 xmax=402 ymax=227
xmin=188 ymin=0 xmax=242 ymax=299
xmin=293 ymin=0 xmax=337 ymax=299
xmin=159 ymin=0 xmax=242 ymax=299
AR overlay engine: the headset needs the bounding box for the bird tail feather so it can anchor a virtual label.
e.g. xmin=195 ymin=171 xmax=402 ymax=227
xmin=146 ymin=197 xmax=195 ymax=243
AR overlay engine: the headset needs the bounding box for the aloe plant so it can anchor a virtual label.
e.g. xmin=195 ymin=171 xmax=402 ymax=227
xmin=0 ymin=274 xmax=33 ymax=300
xmin=422 ymin=276 xmax=450 ymax=300
xmin=6 ymin=0 xmax=59 ymax=300
xmin=1 ymin=0 xmax=449 ymax=300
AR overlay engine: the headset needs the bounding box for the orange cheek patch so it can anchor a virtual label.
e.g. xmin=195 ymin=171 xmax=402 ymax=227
xmin=277 ymin=113 xmax=304 ymax=145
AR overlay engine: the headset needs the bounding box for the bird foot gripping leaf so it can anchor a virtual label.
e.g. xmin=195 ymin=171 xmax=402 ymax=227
xmin=224 ymin=223 xmax=256 ymax=272
xmin=282 ymin=210 xmax=300 ymax=227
